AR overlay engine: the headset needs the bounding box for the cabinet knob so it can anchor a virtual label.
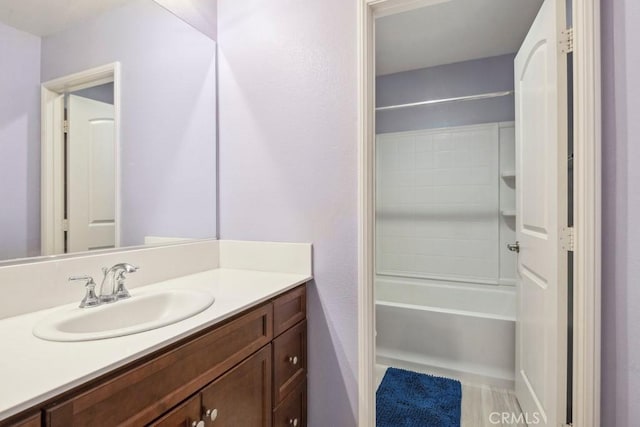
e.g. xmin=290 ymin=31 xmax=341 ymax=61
xmin=191 ymin=421 xmax=205 ymax=427
xmin=205 ymin=408 xmax=218 ymax=422
xmin=288 ymin=356 xmax=299 ymax=366
xmin=289 ymin=418 xmax=299 ymax=426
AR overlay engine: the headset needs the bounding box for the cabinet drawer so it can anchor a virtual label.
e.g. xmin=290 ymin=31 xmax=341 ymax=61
xmin=148 ymin=394 xmax=201 ymax=427
xmin=273 ymin=380 xmax=306 ymax=427
xmin=2 ymin=413 xmax=40 ymax=427
xmin=273 ymin=286 xmax=306 ymax=337
xmin=200 ymin=345 xmax=272 ymax=427
xmin=45 ymin=304 xmax=273 ymax=427
xmin=273 ymin=320 xmax=306 ymax=404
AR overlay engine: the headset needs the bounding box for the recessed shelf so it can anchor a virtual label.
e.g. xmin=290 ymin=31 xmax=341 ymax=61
xmin=501 ymin=171 xmax=516 ymax=179
xmin=501 ymin=210 xmax=516 ymax=217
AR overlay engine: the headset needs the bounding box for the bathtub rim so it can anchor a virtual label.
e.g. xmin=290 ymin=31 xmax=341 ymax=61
xmin=375 ymin=300 xmax=516 ymax=322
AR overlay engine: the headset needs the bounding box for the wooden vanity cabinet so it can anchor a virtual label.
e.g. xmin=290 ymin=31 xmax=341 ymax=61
xmin=148 ymin=394 xmax=201 ymax=427
xmin=150 ymin=346 xmax=272 ymax=427
xmin=273 ymin=380 xmax=306 ymax=427
xmin=271 ymin=287 xmax=307 ymax=427
xmin=3 ymin=413 xmax=40 ymax=427
xmin=45 ymin=304 xmax=273 ymax=427
xmin=0 ymin=284 xmax=307 ymax=427
xmin=199 ymin=345 xmax=272 ymax=427
xmin=273 ymin=285 xmax=306 ymax=337
xmin=273 ymin=320 xmax=307 ymax=405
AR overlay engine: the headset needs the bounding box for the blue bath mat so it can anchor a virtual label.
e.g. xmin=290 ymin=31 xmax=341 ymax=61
xmin=376 ymin=367 xmax=461 ymax=427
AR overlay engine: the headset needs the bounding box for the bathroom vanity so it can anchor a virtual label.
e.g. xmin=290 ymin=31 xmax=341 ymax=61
xmin=0 ymin=240 xmax=312 ymax=427
xmin=1 ymin=283 xmax=307 ymax=427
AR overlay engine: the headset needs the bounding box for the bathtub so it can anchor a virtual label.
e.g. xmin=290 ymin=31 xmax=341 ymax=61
xmin=376 ymin=276 xmax=516 ymax=388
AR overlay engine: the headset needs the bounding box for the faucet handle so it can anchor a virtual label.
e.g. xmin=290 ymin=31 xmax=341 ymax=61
xmin=69 ymin=276 xmax=101 ymax=308
xmin=114 ymin=264 xmax=138 ymax=300
xmin=114 ymin=270 xmax=132 ymax=300
xmin=69 ymin=275 xmax=95 ymax=285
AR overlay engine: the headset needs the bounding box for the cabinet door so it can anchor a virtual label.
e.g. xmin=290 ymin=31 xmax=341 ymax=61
xmin=201 ymin=346 xmax=272 ymax=427
xmin=148 ymin=394 xmax=202 ymax=427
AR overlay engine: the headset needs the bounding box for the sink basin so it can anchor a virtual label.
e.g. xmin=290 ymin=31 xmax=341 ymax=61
xmin=33 ymin=289 xmax=215 ymax=342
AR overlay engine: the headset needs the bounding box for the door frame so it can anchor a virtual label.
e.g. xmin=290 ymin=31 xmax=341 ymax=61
xmin=356 ymin=1 xmax=602 ymax=426
xmin=41 ymin=62 xmax=122 ymax=256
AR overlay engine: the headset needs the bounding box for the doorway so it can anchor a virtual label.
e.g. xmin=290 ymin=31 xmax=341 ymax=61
xmin=357 ymin=0 xmax=601 ymax=426
xmin=41 ymin=63 xmax=121 ymax=256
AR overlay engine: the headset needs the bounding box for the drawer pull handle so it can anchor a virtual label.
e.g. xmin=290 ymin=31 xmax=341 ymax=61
xmin=192 ymin=421 xmax=205 ymax=427
xmin=205 ymin=408 xmax=219 ymax=422
xmin=289 ymin=418 xmax=299 ymax=426
xmin=288 ymin=356 xmax=299 ymax=365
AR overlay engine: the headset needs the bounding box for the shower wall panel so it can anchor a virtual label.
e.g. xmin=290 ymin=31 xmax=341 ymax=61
xmin=376 ymin=122 xmax=516 ymax=286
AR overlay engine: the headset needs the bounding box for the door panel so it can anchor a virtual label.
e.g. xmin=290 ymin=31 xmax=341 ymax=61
xmin=514 ymin=0 xmax=568 ymax=425
xmin=200 ymin=346 xmax=272 ymax=427
xmin=67 ymin=94 xmax=116 ymax=252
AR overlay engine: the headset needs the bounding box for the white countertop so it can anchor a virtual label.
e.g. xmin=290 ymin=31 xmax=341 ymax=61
xmin=0 ymin=268 xmax=311 ymax=421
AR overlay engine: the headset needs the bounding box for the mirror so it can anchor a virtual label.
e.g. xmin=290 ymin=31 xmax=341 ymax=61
xmin=0 ymin=0 xmax=217 ymax=263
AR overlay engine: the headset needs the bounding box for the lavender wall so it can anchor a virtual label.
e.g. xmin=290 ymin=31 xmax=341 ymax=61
xmin=153 ymin=0 xmax=217 ymax=40
xmin=0 ymin=22 xmax=41 ymax=260
xmin=72 ymin=83 xmax=115 ymax=105
xmin=601 ymin=0 xmax=640 ymax=424
xmin=217 ymin=0 xmax=358 ymax=425
xmin=376 ymin=54 xmax=515 ymax=133
xmin=41 ymin=0 xmax=217 ymax=245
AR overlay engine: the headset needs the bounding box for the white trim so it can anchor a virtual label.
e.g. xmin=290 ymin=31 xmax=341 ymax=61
xmin=572 ymin=1 xmax=601 ymax=425
xmin=356 ymin=1 xmax=601 ymax=426
xmin=41 ymin=63 xmax=122 ymax=255
xmin=41 ymin=63 xmax=117 ymax=93
xmin=357 ymin=1 xmax=376 ymax=425
xmin=113 ymin=63 xmax=122 ymax=249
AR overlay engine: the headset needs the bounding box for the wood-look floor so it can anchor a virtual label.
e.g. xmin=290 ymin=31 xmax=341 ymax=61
xmin=376 ymin=365 xmax=526 ymax=427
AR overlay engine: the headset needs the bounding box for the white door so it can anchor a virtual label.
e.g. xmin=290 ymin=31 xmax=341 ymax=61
xmin=514 ymin=0 xmax=568 ymax=425
xmin=67 ymin=94 xmax=116 ymax=252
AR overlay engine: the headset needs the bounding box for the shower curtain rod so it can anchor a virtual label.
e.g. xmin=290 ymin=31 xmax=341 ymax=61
xmin=375 ymin=90 xmax=514 ymax=112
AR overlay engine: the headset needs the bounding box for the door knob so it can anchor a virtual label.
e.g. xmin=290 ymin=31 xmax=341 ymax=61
xmin=191 ymin=421 xmax=205 ymax=427
xmin=288 ymin=356 xmax=299 ymax=366
xmin=507 ymin=242 xmax=520 ymax=253
xmin=289 ymin=418 xmax=299 ymax=426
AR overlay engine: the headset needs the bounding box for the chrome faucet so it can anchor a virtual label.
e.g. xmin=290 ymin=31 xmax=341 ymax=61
xmin=99 ymin=263 xmax=139 ymax=304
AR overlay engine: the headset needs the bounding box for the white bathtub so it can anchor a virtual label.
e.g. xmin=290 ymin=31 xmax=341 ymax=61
xmin=376 ymin=277 xmax=516 ymax=388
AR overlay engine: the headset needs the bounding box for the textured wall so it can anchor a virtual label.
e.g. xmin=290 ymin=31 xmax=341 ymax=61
xmin=601 ymin=0 xmax=640 ymax=424
xmin=376 ymin=54 xmax=515 ymax=134
xmin=216 ymin=0 xmax=358 ymax=425
xmin=153 ymin=0 xmax=217 ymax=40
xmin=41 ymin=0 xmax=217 ymax=246
xmin=0 ymin=21 xmax=41 ymax=260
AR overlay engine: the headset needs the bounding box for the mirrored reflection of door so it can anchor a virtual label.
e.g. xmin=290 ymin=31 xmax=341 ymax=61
xmin=67 ymin=94 xmax=116 ymax=252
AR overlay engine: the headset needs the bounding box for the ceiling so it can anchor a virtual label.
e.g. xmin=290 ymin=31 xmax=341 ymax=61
xmin=0 ymin=0 xmax=136 ymax=36
xmin=375 ymin=0 xmax=545 ymax=75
